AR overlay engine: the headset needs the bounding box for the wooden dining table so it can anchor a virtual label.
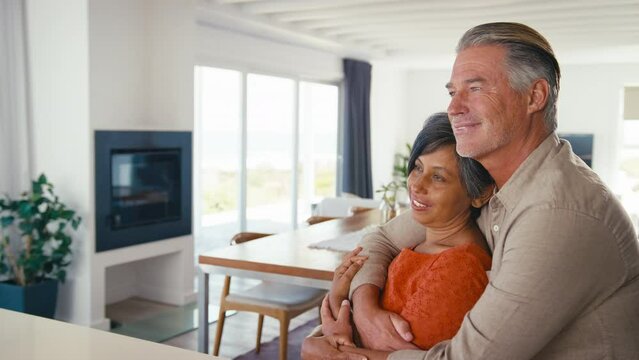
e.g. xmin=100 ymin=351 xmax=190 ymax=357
xmin=196 ymin=209 xmax=382 ymax=353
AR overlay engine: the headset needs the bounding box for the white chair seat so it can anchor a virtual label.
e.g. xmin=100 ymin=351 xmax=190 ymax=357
xmin=213 ymin=232 xmax=327 ymax=360
xmin=316 ymin=197 xmax=381 ymax=217
xmin=226 ymin=281 xmax=326 ymax=310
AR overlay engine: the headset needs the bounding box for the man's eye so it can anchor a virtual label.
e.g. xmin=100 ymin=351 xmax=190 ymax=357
xmin=470 ymin=86 xmax=481 ymax=92
xmin=448 ymin=91 xmax=456 ymax=97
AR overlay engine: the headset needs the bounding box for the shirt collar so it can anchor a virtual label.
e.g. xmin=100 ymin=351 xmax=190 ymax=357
xmin=493 ymin=132 xmax=560 ymax=212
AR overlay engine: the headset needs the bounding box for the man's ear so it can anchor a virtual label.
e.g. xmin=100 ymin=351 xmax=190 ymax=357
xmin=471 ymin=184 xmax=495 ymax=208
xmin=527 ymin=79 xmax=549 ymax=115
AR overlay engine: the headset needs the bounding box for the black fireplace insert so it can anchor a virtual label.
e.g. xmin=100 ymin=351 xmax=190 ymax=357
xmin=95 ymin=131 xmax=192 ymax=252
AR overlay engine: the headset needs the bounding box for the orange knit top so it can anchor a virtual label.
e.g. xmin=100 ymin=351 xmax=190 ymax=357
xmin=381 ymin=242 xmax=492 ymax=349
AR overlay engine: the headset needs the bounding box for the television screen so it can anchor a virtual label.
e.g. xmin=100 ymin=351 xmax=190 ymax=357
xmin=559 ymin=133 xmax=593 ymax=168
xmin=110 ymin=149 xmax=181 ymax=229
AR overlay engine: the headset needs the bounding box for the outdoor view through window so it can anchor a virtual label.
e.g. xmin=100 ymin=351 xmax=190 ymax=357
xmin=194 ymin=66 xmax=338 ymax=255
xmin=619 ymin=120 xmax=639 ymax=231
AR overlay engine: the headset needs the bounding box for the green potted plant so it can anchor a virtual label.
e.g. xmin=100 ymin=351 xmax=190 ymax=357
xmin=392 ymin=143 xmax=412 ymax=207
xmin=376 ymin=181 xmax=400 ymax=222
xmin=375 ymin=143 xmax=413 ymax=221
xmin=0 ymin=174 xmax=81 ymax=318
xmin=393 ymin=143 xmax=412 ymax=190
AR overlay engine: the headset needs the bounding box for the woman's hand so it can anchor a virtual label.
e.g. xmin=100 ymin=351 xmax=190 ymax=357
xmin=321 ymin=296 xmax=354 ymax=344
xmin=302 ymin=297 xmax=368 ymax=360
xmin=330 ymin=247 xmax=367 ymax=317
xmin=301 ymin=335 xmax=367 ymax=360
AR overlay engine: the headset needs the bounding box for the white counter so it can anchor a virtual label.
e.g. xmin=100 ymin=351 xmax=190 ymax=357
xmin=0 ymin=308 xmax=226 ymax=360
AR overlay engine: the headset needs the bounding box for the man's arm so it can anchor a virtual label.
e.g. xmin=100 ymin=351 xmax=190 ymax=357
xmin=350 ymin=211 xmax=427 ymax=350
xmin=387 ymin=209 xmax=623 ymax=359
xmin=350 ymin=211 xmax=426 ymax=296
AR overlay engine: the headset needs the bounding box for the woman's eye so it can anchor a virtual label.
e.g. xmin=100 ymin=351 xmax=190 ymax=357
xmin=433 ymin=174 xmax=445 ymax=182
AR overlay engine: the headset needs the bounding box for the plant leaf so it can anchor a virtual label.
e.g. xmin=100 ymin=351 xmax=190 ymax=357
xmin=1 ymin=216 xmax=14 ymax=227
xmin=32 ymin=181 xmax=42 ymax=194
xmin=37 ymin=173 xmax=47 ymax=185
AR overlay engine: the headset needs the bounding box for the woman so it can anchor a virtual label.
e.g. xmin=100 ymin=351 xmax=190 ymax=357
xmin=305 ymin=112 xmax=495 ymax=359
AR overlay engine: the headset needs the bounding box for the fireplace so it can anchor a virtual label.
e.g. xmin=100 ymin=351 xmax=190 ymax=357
xmin=95 ymin=131 xmax=192 ymax=252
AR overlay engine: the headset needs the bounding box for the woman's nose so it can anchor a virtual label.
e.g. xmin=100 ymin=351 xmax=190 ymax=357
xmin=410 ymin=176 xmax=428 ymax=194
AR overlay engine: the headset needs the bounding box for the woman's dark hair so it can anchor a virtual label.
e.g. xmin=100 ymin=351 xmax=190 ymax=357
xmin=408 ymin=112 xmax=494 ymax=213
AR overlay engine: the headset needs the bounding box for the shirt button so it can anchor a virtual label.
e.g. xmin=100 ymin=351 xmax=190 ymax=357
xmin=493 ymin=225 xmax=500 ymax=232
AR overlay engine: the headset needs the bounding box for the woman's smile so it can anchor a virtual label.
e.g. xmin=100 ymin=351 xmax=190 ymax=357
xmin=411 ymin=196 xmax=432 ymax=211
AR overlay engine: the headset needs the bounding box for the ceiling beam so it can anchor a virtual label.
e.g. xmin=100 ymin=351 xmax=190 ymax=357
xmin=239 ymin=0 xmax=398 ymax=14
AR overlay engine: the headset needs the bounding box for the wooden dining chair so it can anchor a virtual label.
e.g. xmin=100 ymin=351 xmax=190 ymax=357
xmin=212 ymin=232 xmax=327 ymax=360
xmin=305 ymin=215 xmax=338 ymax=225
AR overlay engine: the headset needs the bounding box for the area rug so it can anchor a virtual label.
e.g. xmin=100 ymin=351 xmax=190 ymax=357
xmin=111 ymin=302 xmax=234 ymax=343
xmin=234 ymin=318 xmax=320 ymax=360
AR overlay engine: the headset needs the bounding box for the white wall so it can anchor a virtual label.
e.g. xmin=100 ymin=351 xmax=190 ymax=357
xmin=25 ymin=0 xmax=93 ymax=325
xmin=89 ymin=0 xmax=149 ymax=128
xmin=90 ymin=0 xmax=195 ymax=131
xmin=402 ymin=63 xmax=639 ymax=188
xmin=147 ymin=0 xmax=195 ymax=129
xmin=405 ymin=68 xmax=452 ymax=143
xmin=370 ymin=63 xmax=408 ymax=192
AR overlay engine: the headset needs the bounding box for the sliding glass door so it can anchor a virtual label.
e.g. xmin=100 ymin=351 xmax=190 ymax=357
xmin=195 ymin=66 xmax=339 ymax=252
xmin=194 ymin=67 xmax=243 ymax=253
xmin=246 ymin=74 xmax=296 ymax=233
xmin=298 ymin=81 xmax=339 ymax=223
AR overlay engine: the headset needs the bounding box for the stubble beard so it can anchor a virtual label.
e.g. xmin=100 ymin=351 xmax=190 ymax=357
xmin=454 ymin=122 xmax=510 ymax=160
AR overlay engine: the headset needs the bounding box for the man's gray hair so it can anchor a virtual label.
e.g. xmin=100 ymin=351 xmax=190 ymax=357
xmin=457 ymin=22 xmax=561 ymax=132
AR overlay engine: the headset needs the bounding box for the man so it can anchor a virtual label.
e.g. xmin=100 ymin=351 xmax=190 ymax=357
xmin=302 ymin=22 xmax=639 ymax=359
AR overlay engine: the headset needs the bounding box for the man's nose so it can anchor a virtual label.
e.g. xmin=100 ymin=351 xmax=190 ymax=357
xmin=447 ymin=91 xmax=466 ymax=116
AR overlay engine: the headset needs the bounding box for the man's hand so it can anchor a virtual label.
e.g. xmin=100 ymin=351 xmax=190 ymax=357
xmin=352 ymin=285 xmax=418 ymax=351
xmin=330 ymin=247 xmax=367 ymax=317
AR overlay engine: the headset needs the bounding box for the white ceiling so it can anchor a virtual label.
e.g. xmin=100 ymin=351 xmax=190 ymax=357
xmin=197 ymin=0 xmax=639 ymax=68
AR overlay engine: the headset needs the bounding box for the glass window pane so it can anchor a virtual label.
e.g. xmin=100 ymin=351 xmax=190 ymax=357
xmin=195 ymin=66 xmax=242 ymax=252
xmin=246 ymin=74 xmax=295 ymax=233
xmin=619 ymin=121 xmax=639 ymax=231
xmin=623 ymin=121 xmax=639 ymax=146
xmin=298 ymin=82 xmax=339 ymax=224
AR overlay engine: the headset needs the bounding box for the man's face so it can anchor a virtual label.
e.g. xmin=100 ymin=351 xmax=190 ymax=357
xmin=446 ymin=45 xmax=529 ymax=160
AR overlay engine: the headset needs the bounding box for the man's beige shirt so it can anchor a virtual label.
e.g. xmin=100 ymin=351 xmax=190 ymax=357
xmin=352 ymin=134 xmax=639 ymax=359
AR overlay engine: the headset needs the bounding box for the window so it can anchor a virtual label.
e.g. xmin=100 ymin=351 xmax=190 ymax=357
xmin=298 ymin=81 xmax=339 ymax=223
xmin=194 ymin=66 xmax=339 ymax=252
xmin=194 ymin=67 xmax=242 ymax=253
xmin=619 ymin=87 xmax=639 ymax=231
xmin=246 ymin=74 xmax=296 ymax=233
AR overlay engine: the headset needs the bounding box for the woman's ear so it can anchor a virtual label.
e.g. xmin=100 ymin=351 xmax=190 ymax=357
xmin=471 ymin=184 xmax=495 ymax=208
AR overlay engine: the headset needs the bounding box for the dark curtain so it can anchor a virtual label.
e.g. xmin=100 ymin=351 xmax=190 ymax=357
xmin=342 ymin=58 xmax=373 ymax=198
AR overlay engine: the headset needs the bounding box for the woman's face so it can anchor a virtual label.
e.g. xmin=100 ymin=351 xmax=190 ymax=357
xmin=408 ymin=144 xmax=473 ymax=228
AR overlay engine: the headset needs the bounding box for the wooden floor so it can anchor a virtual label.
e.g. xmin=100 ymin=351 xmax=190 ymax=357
xmin=106 ymin=277 xmax=319 ymax=359
xmin=164 ymin=307 xmax=318 ymax=358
